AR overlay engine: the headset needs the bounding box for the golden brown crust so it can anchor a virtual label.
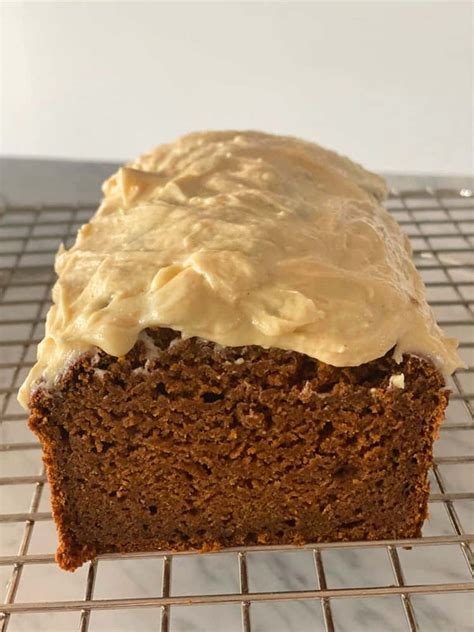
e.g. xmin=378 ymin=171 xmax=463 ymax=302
xmin=28 ymin=328 xmax=449 ymax=571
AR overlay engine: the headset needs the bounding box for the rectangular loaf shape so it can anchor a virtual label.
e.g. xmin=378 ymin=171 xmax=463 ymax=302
xmin=21 ymin=131 xmax=459 ymax=570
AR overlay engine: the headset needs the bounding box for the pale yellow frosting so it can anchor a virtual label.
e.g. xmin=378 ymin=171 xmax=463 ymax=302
xmin=18 ymin=131 xmax=461 ymax=408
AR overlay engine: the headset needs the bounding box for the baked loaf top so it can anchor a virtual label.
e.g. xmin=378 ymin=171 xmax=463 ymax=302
xmin=19 ymin=131 xmax=461 ymax=407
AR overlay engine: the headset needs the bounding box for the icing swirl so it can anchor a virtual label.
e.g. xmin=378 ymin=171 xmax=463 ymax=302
xmin=18 ymin=131 xmax=461 ymax=408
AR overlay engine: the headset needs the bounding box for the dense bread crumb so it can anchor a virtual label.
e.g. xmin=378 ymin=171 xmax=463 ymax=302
xmin=28 ymin=328 xmax=449 ymax=571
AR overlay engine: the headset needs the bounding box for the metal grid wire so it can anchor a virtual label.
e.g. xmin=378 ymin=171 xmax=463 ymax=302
xmin=0 ymin=188 xmax=473 ymax=631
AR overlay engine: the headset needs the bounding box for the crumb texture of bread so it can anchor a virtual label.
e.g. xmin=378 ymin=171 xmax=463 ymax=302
xmin=28 ymin=328 xmax=448 ymax=571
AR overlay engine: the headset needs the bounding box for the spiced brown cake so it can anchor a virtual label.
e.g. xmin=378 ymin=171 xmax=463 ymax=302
xmin=19 ymin=131 xmax=461 ymax=570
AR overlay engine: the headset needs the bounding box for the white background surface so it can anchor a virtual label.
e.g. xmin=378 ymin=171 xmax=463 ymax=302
xmin=0 ymin=1 xmax=473 ymax=175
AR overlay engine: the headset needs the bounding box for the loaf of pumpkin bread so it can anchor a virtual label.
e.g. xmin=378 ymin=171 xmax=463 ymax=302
xmin=19 ymin=131 xmax=461 ymax=570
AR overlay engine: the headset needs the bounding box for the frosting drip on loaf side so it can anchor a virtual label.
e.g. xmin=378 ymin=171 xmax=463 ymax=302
xmin=18 ymin=130 xmax=462 ymax=408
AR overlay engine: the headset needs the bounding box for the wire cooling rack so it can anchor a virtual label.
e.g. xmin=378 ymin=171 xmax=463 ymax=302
xmin=0 ymin=188 xmax=473 ymax=632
